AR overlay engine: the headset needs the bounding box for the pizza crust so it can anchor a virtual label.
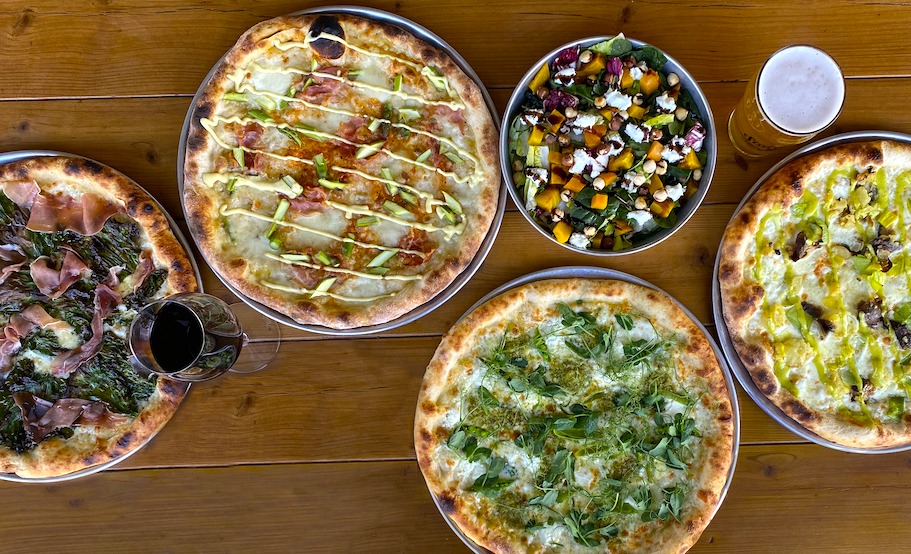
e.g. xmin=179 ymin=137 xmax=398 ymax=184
xmin=719 ymin=140 xmax=911 ymax=448
xmin=0 ymin=156 xmax=196 ymax=478
xmin=183 ymin=13 xmax=501 ymax=329
xmin=415 ymin=279 xmax=735 ymax=553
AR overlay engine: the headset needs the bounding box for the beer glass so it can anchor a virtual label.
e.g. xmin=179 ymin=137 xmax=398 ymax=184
xmin=727 ymin=45 xmax=845 ymax=157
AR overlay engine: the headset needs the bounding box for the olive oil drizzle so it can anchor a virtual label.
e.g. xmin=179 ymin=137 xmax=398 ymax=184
xmin=261 ymin=279 xmax=396 ymax=303
xmin=264 ymin=253 xmax=422 ymax=282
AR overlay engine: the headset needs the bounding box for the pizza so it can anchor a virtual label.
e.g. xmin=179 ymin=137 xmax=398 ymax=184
xmin=183 ymin=13 xmax=500 ymax=329
xmin=415 ymin=279 xmax=735 ymax=553
xmin=720 ymin=140 xmax=911 ymax=448
xmin=0 ymin=156 xmax=196 ymax=478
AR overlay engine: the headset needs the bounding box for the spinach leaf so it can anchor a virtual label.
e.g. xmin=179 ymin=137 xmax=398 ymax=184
xmin=19 ymin=328 xmax=62 ymax=356
xmin=631 ymin=46 xmax=668 ymax=71
xmin=590 ymin=36 xmax=633 ymax=57
xmin=68 ymin=335 xmax=156 ymax=416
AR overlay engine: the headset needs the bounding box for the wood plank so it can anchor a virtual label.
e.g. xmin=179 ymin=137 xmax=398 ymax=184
xmin=7 ymin=444 xmax=911 ymax=552
xmin=2 ymin=0 xmax=911 ymax=97
xmin=117 ymin=336 xmax=797 ymax=471
xmin=3 ymin=77 xmax=910 ymax=218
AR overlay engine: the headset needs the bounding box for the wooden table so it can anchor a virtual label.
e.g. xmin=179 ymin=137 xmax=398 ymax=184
xmin=2 ymin=1 xmax=910 ymax=551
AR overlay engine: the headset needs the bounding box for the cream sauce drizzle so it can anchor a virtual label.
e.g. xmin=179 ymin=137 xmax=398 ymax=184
xmin=234 ymin=63 xmax=463 ymax=111
xmin=276 ymin=32 xmax=424 ymax=71
xmin=325 ymin=200 xmax=464 ymax=240
xmin=202 ymin=115 xmax=479 ymax=186
xmin=218 ymin=205 xmax=425 ymax=256
xmin=202 ymin=172 xmax=302 ymax=198
xmin=264 ymin=253 xmax=421 ymax=282
xmin=261 ymin=279 xmax=395 ymax=302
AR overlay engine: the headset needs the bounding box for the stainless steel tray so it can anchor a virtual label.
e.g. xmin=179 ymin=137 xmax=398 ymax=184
xmin=0 ymin=150 xmax=202 ymax=482
xmin=431 ymin=266 xmax=741 ymax=552
xmin=500 ymin=36 xmax=717 ymax=257
xmin=712 ymin=130 xmax=911 ymax=453
xmin=176 ymin=6 xmax=506 ymax=336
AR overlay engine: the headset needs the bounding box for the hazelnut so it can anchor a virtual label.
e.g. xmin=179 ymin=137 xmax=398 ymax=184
xmin=594 ymin=96 xmax=608 ymax=109
xmin=544 ymin=133 xmax=557 ymax=145
xmin=634 ymin=197 xmax=648 ymax=210
xmin=642 ymin=159 xmax=657 ymax=174
xmin=560 ymin=190 xmax=573 ymax=202
xmin=564 ymin=106 xmax=578 ymax=119
xmin=674 ymin=107 xmax=689 ymax=121
xmin=638 ymin=186 xmax=650 ymax=196
xmin=512 ymin=159 xmax=525 ymax=172
xmin=653 ymin=188 xmax=669 ymax=202
xmin=667 ymin=72 xmax=680 ymax=87
xmin=561 ymin=152 xmax=574 ymax=166
xmin=593 ymin=177 xmax=606 ymax=190
xmin=558 ymin=135 xmax=571 ymax=147
xmin=579 ymin=50 xmax=593 ymax=64
xmin=632 ymin=174 xmax=647 ymax=186
xmin=583 ymin=226 xmax=597 ymax=237
xmin=649 ymin=129 xmax=664 ymax=141
xmin=693 ymin=169 xmax=703 ymax=181
xmin=552 ymin=209 xmax=565 ymax=222
xmin=632 ymin=93 xmax=644 ymax=106
xmin=618 ymin=110 xmax=629 ymax=120
xmin=609 ymin=116 xmax=623 ymax=131
xmin=512 ymin=171 xmax=524 ymax=184
xmin=656 ymin=160 xmax=668 ymax=176
xmin=536 ymin=87 xmax=549 ymax=99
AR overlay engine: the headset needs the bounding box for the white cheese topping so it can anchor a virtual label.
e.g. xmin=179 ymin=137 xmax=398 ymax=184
xmin=655 ymin=92 xmax=677 ymax=112
xmin=568 ymin=232 xmax=590 ymax=249
xmin=627 ymin=209 xmax=654 ymax=230
xmin=603 ymin=90 xmax=633 ymax=110
xmin=665 ymin=183 xmax=685 ymax=201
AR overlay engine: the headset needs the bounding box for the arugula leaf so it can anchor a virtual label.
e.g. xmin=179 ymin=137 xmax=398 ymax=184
xmin=615 ymin=313 xmax=634 ymax=331
xmin=590 ymin=36 xmax=633 ymax=57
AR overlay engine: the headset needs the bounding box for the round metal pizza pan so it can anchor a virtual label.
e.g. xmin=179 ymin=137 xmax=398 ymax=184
xmin=0 ymin=150 xmax=202 ymax=482
xmin=500 ymin=35 xmax=717 ymax=257
xmin=176 ymin=6 xmax=506 ymax=336
xmin=429 ymin=266 xmax=741 ymax=552
xmin=712 ymin=130 xmax=911 ymax=454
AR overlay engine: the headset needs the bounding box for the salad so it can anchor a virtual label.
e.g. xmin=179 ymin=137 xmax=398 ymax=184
xmin=508 ymin=35 xmax=708 ymax=251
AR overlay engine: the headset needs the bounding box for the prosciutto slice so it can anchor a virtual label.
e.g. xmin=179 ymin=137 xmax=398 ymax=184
xmin=50 ymin=283 xmax=121 ymax=377
xmin=1 ymin=180 xmax=39 ymax=209
xmin=0 ymin=314 xmax=38 ymax=376
xmin=0 ymin=244 xmax=26 ymax=285
xmin=29 ymin=249 xmax=90 ymax=299
xmin=3 ymin=180 xmax=121 ymax=236
xmin=129 ymin=251 xmax=154 ymax=293
xmin=21 ymin=304 xmax=71 ymax=333
xmin=26 ymin=191 xmax=121 ymax=236
xmin=12 ymin=392 xmax=129 ymax=443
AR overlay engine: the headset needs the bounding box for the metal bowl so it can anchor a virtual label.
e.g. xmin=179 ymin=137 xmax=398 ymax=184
xmin=177 ymin=6 xmax=505 ymax=336
xmin=500 ymin=36 xmax=716 ymax=256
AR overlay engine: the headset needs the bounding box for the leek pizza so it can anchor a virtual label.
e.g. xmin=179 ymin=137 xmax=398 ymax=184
xmin=415 ymin=279 xmax=734 ymax=553
xmin=183 ymin=13 xmax=500 ymax=329
xmin=0 ymin=156 xmax=196 ymax=478
xmin=720 ymin=140 xmax=911 ymax=447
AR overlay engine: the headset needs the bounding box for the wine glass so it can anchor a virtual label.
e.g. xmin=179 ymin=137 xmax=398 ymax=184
xmin=128 ymin=293 xmax=280 ymax=382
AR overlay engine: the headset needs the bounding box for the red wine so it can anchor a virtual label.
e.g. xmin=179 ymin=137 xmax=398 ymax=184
xmin=149 ymin=302 xmax=205 ymax=373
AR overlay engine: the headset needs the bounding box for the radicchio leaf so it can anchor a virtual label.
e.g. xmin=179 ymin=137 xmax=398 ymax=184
xmin=543 ymin=90 xmax=579 ymax=112
xmin=553 ymin=46 xmax=579 ymax=68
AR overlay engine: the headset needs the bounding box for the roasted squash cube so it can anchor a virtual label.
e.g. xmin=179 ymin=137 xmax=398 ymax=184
xmin=639 ymin=70 xmax=660 ymax=95
xmin=563 ymin=176 xmax=587 ymax=193
xmin=550 ymin=166 xmax=568 ymax=185
xmin=577 ymin=54 xmax=606 ymax=78
xmin=679 ymin=150 xmax=702 ymax=170
xmin=613 ymin=220 xmax=633 ymax=235
xmin=534 ymin=187 xmax=561 ymax=211
xmin=596 ymin=172 xmax=618 ymax=187
xmin=528 ymin=125 xmax=546 ymax=146
xmin=646 ymin=141 xmax=664 ymax=161
xmin=546 ymin=109 xmax=566 ymax=133
xmin=553 ymin=221 xmax=572 ymax=243
xmin=529 ymin=62 xmax=550 ymax=92
xmin=607 ymin=149 xmax=634 ymax=172
xmin=583 ymin=131 xmax=602 ymax=148
xmin=620 ymin=68 xmax=634 ymax=90
xmin=650 ymin=199 xmax=675 ymax=218
xmin=591 ymin=193 xmax=609 ymax=210
xmin=626 ymin=104 xmax=646 ymax=120
xmin=591 ymin=124 xmax=608 ymax=137
xmin=648 ymin=174 xmax=663 ymax=194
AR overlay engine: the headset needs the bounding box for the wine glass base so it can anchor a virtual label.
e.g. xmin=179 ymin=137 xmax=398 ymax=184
xmin=228 ymin=302 xmax=280 ymax=373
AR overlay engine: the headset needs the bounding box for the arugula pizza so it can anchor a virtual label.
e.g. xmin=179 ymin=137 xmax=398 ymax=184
xmin=183 ymin=13 xmax=500 ymax=329
xmin=415 ymin=279 xmax=735 ymax=553
xmin=720 ymin=140 xmax=911 ymax=448
xmin=0 ymin=156 xmax=196 ymax=478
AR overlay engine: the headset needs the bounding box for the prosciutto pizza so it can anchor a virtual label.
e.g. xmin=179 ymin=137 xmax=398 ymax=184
xmin=183 ymin=13 xmax=500 ymax=329
xmin=0 ymin=156 xmax=196 ymax=478
xmin=720 ymin=140 xmax=911 ymax=448
xmin=415 ymin=279 xmax=735 ymax=553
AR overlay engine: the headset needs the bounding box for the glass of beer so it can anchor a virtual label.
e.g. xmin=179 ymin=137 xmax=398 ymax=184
xmin=727 ymin=45 xmax=845 ymax=157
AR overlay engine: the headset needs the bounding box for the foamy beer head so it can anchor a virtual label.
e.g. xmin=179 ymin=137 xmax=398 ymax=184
xmin=727 ymin=45 xmax=845 ymax=157
xmin=758 ymin=46 xmax=845 ymax=134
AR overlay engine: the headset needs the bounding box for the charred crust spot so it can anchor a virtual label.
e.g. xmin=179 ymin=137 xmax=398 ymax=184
xmin=782 ymin=398 xmax=816 ymax=423
xmin=171 ymin=260 xmax=184 ymax=272
xmin=866 ymin=147 xmax=884 ymax=165
xmin=789 ymin=177 xmax=803 ymax=193
xmin=696 ymin=489 xmax=711 ymax=502
xmin=63 ymin=159 xmax=83 ymax=176
xmin=116 ymin=433 xmax=134 ymax=449
xmin=229 ymin=258 xmax=245 ymax=269
xmin=420 ymin=400 xmax=437 ymax=414
xmin=419 ymin=429 xmax=432 ymax=444
xmin=195 ymin=103 xmax=213 ymax=121
xmin=308 ymin=15 xmax=345 ymax=59
xmin=143 ymin=202 xmax=155 ymax=213
xmin=437 ymin=493 xmax=456 ymax=515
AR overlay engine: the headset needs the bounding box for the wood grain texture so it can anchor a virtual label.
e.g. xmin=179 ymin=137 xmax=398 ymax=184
xmin=114 ymin=336 xmax=796 ymax=471
xmin=8 ymin=445 xmax=910 ymax=553
xmin=1 ymin=0 xmax=911 ymax=97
